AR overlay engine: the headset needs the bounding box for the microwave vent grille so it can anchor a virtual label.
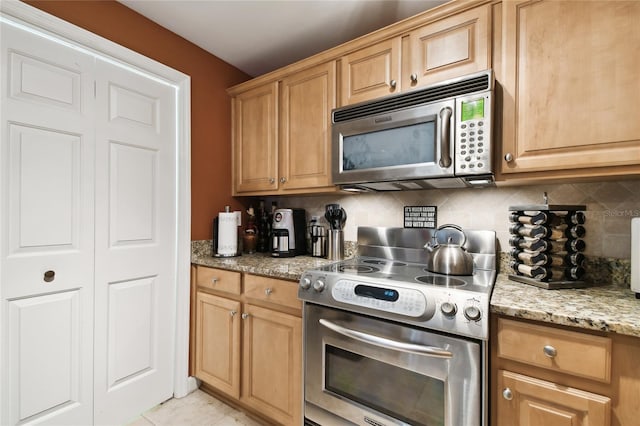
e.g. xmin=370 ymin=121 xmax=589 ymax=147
xmin=333 ymin=72 xmax=490 ymax=123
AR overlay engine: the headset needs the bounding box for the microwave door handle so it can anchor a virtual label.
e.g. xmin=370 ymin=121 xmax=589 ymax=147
xmin=319 ymin=319 xmax=453 ymax=359
xmin=439 ymin=106 xmax=453 ymax=168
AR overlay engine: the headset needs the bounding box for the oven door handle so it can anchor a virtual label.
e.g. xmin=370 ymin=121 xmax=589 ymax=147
xmin=319 ymin=319 xmax=453 ymax=359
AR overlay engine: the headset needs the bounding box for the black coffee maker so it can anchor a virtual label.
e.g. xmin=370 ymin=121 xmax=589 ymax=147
xmin=271 ymin=208 xmax=306 ymax=257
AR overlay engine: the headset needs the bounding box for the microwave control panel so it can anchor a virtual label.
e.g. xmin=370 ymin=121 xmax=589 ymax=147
xmin=455 ymin=92 xmax=492 ymax=176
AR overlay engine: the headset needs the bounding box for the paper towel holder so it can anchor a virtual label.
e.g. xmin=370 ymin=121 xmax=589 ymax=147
xmin=212 ymin=206 xmax=242 ymax=257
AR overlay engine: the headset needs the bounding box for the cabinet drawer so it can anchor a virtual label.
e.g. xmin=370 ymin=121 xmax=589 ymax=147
xmin=497 ymin=318 xmax=612 ymax=382
xmin=244 ymin=274 xmax=301 ymax=311
xmin=196 ymin=267 xmax=241 ymax=295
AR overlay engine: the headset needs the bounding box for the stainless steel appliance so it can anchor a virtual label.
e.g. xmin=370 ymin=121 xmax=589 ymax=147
xmin=271 ymin=208 xmax=306 ymax=257
xmin=299 ymin=226 xmax=497 ymax=426
xmin=332 ymin=71 xmax=494 ymax=191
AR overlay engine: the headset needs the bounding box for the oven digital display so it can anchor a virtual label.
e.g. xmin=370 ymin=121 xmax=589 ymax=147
xmin=354 ymin=284 xmax=399 ymax=302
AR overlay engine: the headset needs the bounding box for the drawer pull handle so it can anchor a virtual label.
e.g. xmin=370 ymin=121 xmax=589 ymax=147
xmin=211 ymin=277 xmax=219 ymax=284
xmin=503 ymin=388 xmax=513 ymax=401
xmin=241 ymin=313 xmax=250 ymax=320
xmin=265 ymin=288 xmax=272 ymax=296
xmin=230 ymin=310 xmax=237 ymax=317
xmin=543 ymin=345 xmax=557 ymax=358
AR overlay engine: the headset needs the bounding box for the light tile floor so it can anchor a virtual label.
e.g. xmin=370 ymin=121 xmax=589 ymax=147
xmin=128 ymin=389 xmax=266 ymax=426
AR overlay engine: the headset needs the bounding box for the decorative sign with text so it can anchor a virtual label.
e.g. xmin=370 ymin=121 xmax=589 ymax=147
xmin=404 ymin=206 xmax=437 ymax=228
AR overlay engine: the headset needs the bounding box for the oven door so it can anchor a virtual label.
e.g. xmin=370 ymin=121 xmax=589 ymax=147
xmin=304 ymin=303 xmax=481 ymax=426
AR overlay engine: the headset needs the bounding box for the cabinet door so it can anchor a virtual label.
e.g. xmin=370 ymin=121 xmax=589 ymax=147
xmin=242 ymin=304 xmax=302 ymax=426
xmin=497 ymin=370 xmax=610 ymax=426
xmin=339 ymin=37 xmax=401 ymax=106
xmin=280 ymin=61 xmax=336 ymax=191
xmin=408 ymin=5 xmax=490 ymax=90
xmin=232 ymin=82 xmax=278 ymax=194
xmin=499 ymin=0 xmax=640 ymax=177
xmin=195 ymin=292 xmax=241 ymax=398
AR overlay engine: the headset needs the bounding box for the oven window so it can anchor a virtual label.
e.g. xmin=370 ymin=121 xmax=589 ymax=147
xmin=325 ymin=345 xmax=444 ymax=426
xmin=342 ymin=121 xmax=435 ymax=171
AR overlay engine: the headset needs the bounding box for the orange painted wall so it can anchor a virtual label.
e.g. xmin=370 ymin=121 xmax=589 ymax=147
xmin=25 ymin=0 xmax=251 ymax=240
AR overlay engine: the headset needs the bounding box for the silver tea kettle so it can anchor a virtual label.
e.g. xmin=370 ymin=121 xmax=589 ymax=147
xmin=424 ymin=224 xmax=474 ymax=275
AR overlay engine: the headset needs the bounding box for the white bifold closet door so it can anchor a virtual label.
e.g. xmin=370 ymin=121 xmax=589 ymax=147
xmin=1 ymin=19 xmax=177 ymax=426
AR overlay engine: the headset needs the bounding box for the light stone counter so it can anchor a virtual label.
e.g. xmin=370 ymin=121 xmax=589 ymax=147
xmin=491 ymin=274 xmax=640 ymax=338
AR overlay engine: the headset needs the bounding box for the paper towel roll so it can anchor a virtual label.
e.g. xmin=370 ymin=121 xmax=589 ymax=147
xmin=217 ymin=212 xmax=238 ymax=255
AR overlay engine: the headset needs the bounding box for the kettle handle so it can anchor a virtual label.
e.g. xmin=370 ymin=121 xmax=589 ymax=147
xmin=433 ymin=224 xmax=467 ymax=247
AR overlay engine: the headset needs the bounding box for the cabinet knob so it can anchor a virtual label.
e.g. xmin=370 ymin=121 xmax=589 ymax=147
xmin=543 ymin=345 xmax=557 ymax=358
xmin=265 ymin=287 xmax=272 ymax=296
xmin=502 ymin=388 xmax=513 ymax=401
xmin=504 ymin=153 xmax=514 ymax=163
xmin=43 ymin=270 xmax=55 ymax=282
xmin=230 ymin=310 xmax=237 ymax=317
xmin=280 ymin=177 xmax=287 ymax=184
xmin=211 ymin=277 xmax=219 ymax=284
xmin=241 ymin=313 xmax=250 ymax=320
xmin=410 ymin=73 xmax=418 ymax=84
xmin=269 ymin=177 xmax=275 ymax=184
xmin=390 ymin=79 xmax=397 ymax=89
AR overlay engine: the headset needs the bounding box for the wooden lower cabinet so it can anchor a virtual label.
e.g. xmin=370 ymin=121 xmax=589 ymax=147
xmin=491 ymin=315 xmax=640 ymax=426
xmin=241 ymin=304 xmax=302 ymax=425
xmin=192 ymin=266 xmax=302 ymax=425
xmin=195 ymin=292 xmax=241 ymax=398
xmin=497 ymin=370 xmax=610 ymax=426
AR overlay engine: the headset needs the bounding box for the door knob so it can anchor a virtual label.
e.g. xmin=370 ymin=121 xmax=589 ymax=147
xmin=230 ymin=310 xmax=237 ymax=317
xmin=390 ymin=79 xmax=397 ymax=89
xmin=280 ymin=177 xmax=287 ymax=184
xmin=504 ymin=153 xmax=514 ymax=162
xmin=43 ymin=270 xmax=55 ymax=282
xmin=211 ymin=277 xmax=219 ymax=284
xmin=265 ymin=288 xmax=272 ymax=296
xmin=241 ymin=313 xmax=250 ymax=320
xmin=269 ymin=177 xmax=275 ymax=184
xmin=410 ymin=73 xmax=418 ymax=84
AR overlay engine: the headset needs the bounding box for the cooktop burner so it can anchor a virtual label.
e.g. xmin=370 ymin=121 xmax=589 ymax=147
xmin=337 ymin=265 xmax=379 ymax=274
xmin=362 ymin=259 xmax=407 ymax=267
xmin=416 ymin=275 xmax=467 ymax=287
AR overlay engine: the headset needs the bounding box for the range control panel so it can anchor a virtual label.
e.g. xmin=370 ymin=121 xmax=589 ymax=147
xmin=299 ymin=272 xmax=491 ymax=340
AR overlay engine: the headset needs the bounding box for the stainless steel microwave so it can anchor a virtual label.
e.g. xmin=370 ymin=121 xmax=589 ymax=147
xmin=332 ymin=70 xmax=494 ymax=191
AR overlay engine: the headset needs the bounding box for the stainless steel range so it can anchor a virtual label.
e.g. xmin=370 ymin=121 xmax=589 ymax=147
xmin=298 ymin=226 xmax=497 ymax=426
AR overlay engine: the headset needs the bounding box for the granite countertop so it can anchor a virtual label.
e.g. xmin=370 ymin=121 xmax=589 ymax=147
xmin=192 ymin=251 xmax=337 ymax=281
xmin=490 ymin=274 xmax=640 ymax=338
xmin=191 ymin=241 xmax=640 ymax=338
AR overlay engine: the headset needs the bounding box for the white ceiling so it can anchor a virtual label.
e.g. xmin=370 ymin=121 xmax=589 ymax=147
xmin=118 ymin=0 xmax=448 ymax=77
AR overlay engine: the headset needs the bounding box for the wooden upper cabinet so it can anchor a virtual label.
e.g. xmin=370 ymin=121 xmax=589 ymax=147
xmin=280 ymin=61 xmax=336 ymax=191
xmin=232 ymin=81 xmax=278 ymax=194
xmin=498 ymin=0 xmax=640 ymax=179
xmin=232 ymin=62 xmax=336 ymax=195
xmin=339 ymin=37 xmax=401 ymax=106
xmin=407 ymin=4 xmax=490 ymax=90
xmin=338 ymin=4 xmax=490 ymax=106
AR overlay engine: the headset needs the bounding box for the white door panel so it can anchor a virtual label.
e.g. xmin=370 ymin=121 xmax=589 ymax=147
xmin=1 ymin=23 xmax=95 ymax=426
xmin=7 ymin=290 xmax=85 ymax=425
xmin=94 ymin=58 xmax=176 ymax=426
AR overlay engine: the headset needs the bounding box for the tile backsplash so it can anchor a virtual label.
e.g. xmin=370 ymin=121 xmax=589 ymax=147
xmin=264 ymin=179 xmax=640 ymax=259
